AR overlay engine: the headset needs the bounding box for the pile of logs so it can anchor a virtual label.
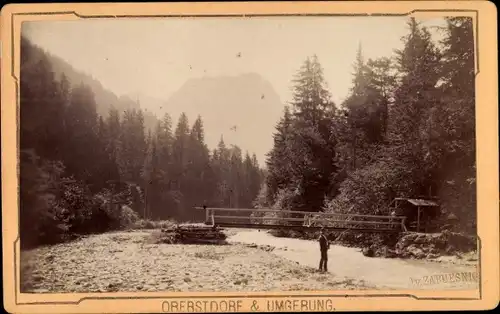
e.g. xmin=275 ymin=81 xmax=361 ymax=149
xmin=158 ymin=224 xmax=228 ymax=245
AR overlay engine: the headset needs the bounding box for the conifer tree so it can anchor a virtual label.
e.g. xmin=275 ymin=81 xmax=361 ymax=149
xmin=64 ymin=84 xmax=102 ymax=188
xmin=265 ymin=106 xmax=293 ymax=203
xmin=287 ymin=55 xmax=339 ymax=211
xmin=142 ymin=135 xmax=160 ymax=219
xmin=185 ymin=116 xmax=211 ymax=219
xmin=391 ymin=17 xmax=443 ymax=196
xmin=434 ymin=17 xmax=476 ymax=231
xmin=118 ymin=109 xmax=147 ymax=184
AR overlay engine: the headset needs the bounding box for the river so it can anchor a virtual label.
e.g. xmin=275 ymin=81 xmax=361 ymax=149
xmin=227 ymin=229 xmax=479 ymax=290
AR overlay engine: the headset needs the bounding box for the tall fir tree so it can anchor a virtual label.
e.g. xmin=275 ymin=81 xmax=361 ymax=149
xmin=105 ymin=107 xmax=121 ymax=165
xmin=390 ymin=17 xmax=443 ymax=197
xmin=287 ymin=55 xmax=339 ymax=211
xmin=339 ymin=47 xmax=397 ymax=172
xmin=434 ymin=17 xmax=476 ymax=231
xmin=265 ymin=106 xmax=293 ymax=203
xmin=340 ymin=43 xmax=369 ymax=170
xmin=169 ymin=113 xmax=190 ymax=217
xmin=64 ymin=83 xmax=102 ymax=189
xmin=142 ymin=135 xmax=161 ymax=219
xmin=185 ymin=116 xmax=211 ymax=219
xmin=117 ymin=108 xmax=147 ymax=184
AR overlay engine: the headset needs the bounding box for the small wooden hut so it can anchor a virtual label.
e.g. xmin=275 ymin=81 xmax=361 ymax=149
xmin=388 ymin=197 xmax=440 ymax=233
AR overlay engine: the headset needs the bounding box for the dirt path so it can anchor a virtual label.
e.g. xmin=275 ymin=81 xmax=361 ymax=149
xmin=20 ymin=230 xmax=371 ymax=293
xmin=228 ymin=230 xmax=479 ymax=290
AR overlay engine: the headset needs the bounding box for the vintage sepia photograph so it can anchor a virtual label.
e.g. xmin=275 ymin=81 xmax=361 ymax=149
xmin=15 ymin=13 xmax=481 ymax=295
xmin=2 ymin=0 xmax=499 ymax=311
xmin=0 ymin=1 xmax=500 ymax=313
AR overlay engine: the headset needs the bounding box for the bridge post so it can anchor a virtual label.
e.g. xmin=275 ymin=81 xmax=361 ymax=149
xmin=204 ymin=205 xmax=208 ymax=224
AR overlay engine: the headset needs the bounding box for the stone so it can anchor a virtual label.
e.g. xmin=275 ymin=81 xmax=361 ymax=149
xmin=362 ymin=247 xmax=374 ymax=257
xmin=426 ymin=253 xmax=439 ymax=259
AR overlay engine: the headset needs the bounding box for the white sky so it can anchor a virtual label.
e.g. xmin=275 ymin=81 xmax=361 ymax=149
xmin=23 ymin=16 xmax=446 ymax=106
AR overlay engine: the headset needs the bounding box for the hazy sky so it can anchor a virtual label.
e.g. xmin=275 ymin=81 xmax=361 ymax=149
xmin=23 ymin=16 xmax=446 ymax=163
xmin=23 ymin=16 xmax=445 ymax=105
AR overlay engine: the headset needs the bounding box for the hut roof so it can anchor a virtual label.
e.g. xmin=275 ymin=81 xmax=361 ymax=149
xmin=394 ymin=198 xmax=439 ymax=207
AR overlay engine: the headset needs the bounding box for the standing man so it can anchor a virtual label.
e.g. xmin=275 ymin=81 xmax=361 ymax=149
xmin=318 ymin=227 xmax=330 ymax=272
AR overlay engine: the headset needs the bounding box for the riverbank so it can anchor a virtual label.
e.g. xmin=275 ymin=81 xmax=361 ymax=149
xmin=267 ymin=229 xmax=478 ymax=265
xmin=229 ymin=230 xmax=479 ymax=290
xmin=20 ymin=230 xmax=370 ymax=293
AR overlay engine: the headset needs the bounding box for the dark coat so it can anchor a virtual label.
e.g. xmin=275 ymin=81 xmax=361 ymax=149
xmin=319 ymin=234 xmax=329 ymax=251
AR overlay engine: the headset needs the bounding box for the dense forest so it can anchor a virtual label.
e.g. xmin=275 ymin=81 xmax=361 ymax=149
xmin=20 ymin=37 xmax=263 ymax=248
xmin=259 ymin=17 xmax=476 ymax=234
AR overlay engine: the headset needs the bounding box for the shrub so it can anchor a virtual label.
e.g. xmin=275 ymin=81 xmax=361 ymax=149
xmin=325 ymin=158 xmax=413 ymax=215
xmin=20 ymin=150 xmax=70 ymax=248
xmin=57 ymin=180 xmax=112 ymax=235
xmin=20 ymin=150 xmax=143 ymax=248
xmin=118 ymin=205 xmax=140 ymax=228
xmin=95 ymin=187 xmax=140 ymax=230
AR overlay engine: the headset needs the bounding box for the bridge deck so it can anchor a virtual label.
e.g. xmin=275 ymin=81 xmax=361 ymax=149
xmin=195 ymin=207 xmax=407 ymax=233
xmin=206 ymin=222 xmax=400 ymax=233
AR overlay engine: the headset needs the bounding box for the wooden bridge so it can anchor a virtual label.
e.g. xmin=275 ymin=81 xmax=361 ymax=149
xmin=195 ymin=207 xmax=407 ymax=233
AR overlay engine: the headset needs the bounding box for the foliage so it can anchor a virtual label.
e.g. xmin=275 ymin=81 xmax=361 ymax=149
xmin=20 ymin=150 xmax=70 ymax=248
xmin=19 ymin=150 xmax=140 ymax=248
xmin=325 ymin=155 xmax=413 ymax=215
xmin=266 ymin=55 xmax=339 ymax=213
xmin=265 ymin=17 xmax=476 ymax=234
xmin=20 ymin=37 xmax=264 ymax=248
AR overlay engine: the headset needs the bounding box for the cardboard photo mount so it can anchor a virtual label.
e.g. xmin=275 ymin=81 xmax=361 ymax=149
xmin=1 ymin=1 xmax=498 ymax=312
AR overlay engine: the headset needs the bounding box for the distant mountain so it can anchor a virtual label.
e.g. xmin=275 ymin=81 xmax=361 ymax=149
xmin=136 ymin=73 xmax=285 ymax=165
xmin=46 ymin=53 xmax=140 ymax=117
xmin=31 ymin=37 xmax=283 ymax=162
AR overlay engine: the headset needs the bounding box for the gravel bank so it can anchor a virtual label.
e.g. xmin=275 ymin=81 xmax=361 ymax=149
xmin=20 ymin=230 xmax=370 ymax=293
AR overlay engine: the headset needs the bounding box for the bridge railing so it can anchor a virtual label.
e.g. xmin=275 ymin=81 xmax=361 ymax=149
xmin=194 ymin=207 xmax=407 ymax=232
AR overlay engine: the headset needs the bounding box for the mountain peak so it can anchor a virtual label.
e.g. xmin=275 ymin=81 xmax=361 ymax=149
xmin=138 ymin=73 xmax=285 ymax=164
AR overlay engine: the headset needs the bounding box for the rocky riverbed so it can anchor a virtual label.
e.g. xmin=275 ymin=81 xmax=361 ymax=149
xmin=20 ymin=230 xmax=371 ymax=293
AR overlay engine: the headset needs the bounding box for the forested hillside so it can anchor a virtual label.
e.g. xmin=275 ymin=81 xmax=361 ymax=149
xmin=20 ymin=37 xmax=263 ymax=248
xmin=261 ymin=17 xmax=476 ymax=234
xmin=43 ymin=50 xmax=139 ymax=116
xmin=45 ymin=50 xmax=161 ymax=132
